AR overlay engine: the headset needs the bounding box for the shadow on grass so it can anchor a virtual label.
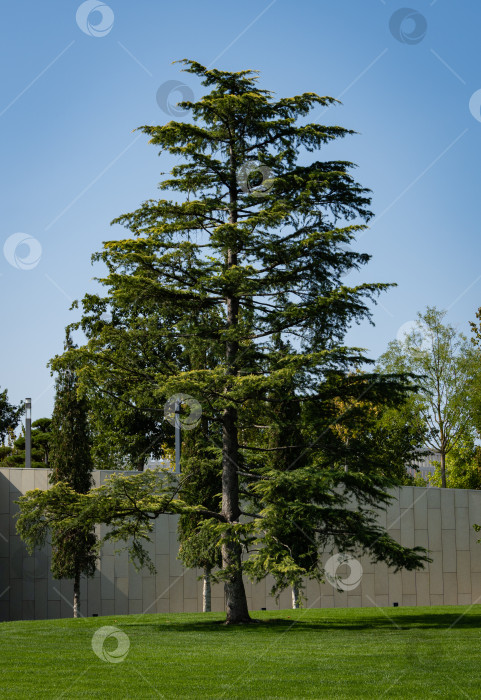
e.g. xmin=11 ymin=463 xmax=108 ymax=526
xmin=123 ymin=609 xmax=481 ymax=634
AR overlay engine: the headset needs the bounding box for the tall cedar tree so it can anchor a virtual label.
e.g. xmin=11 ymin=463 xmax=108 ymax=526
xmin=49 ymin=335 xmax=97 ymax=618
xmin=17 ymin=62 xmax=430 ymax=624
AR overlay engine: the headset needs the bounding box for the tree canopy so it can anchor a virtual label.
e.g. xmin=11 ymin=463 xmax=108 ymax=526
xmin=379 ymin=307 xmax=481 ymax=488
xmin=0 ymin=387 xmax=22 ymax=447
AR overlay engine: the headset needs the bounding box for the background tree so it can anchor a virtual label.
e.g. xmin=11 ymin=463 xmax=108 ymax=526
xmin=0 ymin=426 xmax=16 ymax=463
xmin=60 ymin=298 xmax=180 ymax=471
xmin=378 ymin=307 xmax=481 ymax=488
xmin=18 ymin=61 xmax=430 ymax=623
xmin=177 ymin=420 xmax=222 ymax=613
xmin=48 ymin=334 xmax=97 ymax=618
xmin=0 ymin=387 xmax=22 ymax=446
xmin=327 ymin=375 xmax=426 ymax=483
xmin=427 ymin=442 xmax=481 ymax=489
xmin=2 ymin=418 xmax=52 ymax=468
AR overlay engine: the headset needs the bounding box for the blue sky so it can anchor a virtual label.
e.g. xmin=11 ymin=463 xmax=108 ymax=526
xmin=1 ymin=0 xmax=481 ymax=421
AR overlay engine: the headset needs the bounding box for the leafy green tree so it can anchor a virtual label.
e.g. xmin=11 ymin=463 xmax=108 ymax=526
xmin=0 ymin=387 xmax=22 ymax=446
xmin=428 ymin=443 xmax=481 ymax=489
xmin=17 ymin=61 xmax=430 ymax=623
xmin=378 ymin=307 xmax=481 ymax=488
xmin=0 ymin=427 xmax=15 ymax=463
xmin=48 ymin=335 xmax=97 ymax=617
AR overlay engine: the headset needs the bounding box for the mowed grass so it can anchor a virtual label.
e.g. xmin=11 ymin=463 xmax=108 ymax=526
xmin=1 ymin=605 xmax=481 ymax=699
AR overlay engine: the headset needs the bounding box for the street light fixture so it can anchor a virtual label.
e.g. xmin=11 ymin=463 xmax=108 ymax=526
xmin=25 ymin=398 xmax=31 ymax=469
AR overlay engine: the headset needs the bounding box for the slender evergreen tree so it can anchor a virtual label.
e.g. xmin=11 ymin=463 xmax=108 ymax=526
xmin=49 ymin=333 xmax=96 ymax=617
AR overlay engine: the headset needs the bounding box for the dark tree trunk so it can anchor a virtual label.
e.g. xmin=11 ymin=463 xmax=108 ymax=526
xmin=73 ymin=571 xmax=80 ymax=618
xmin=221 ymin=400 xmax=251 ymax=624
xmin=219 ymin=147 xmax=251 ymax=624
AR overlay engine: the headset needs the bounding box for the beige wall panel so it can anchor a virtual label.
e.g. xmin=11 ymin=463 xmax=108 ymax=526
xmin=456 ymin=551 xmax=471 ymax=594
xmin=415 ymin=572 xmax=430 ymax=606
xmin=443 ymin=573 xmax=457 ymax=605
xmin=413 ymin=491 xmax=428 ymax=529
xmin=5 ymin=470 xmax=481 ymax=619
xmin=428 ymin=554 xmax=444 ymax=595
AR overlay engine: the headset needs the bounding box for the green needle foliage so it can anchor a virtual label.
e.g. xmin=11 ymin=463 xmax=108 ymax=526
xmin=47 ymin=333 xmax=97 ymax=617
xmin=17 ymin=61 xmax=430 ymax=623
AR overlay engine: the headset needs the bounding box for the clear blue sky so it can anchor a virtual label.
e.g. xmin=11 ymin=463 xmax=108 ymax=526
xmin=1 ymin=0 xmax=481 ymax=421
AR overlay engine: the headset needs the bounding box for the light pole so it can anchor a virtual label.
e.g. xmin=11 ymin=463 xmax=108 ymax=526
xmin=25 ymin=398 xmax=32 ymax=469
xmin=174 ymin=399 xmax=181 ymax=474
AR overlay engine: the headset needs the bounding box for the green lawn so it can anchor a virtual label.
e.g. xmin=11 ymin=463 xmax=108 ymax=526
xmin=1 ymin=605 xmax=480 ymax=698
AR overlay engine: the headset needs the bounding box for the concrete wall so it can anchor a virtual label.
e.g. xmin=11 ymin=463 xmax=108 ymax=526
xmin=1 ymin=468 xmax=480 ymax=621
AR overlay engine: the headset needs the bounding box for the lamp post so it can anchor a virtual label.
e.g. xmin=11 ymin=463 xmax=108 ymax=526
xmin=25 ymin=398 xmax=31 ymax=469
xmin=174 ymin=399 xmax=181 ymax=474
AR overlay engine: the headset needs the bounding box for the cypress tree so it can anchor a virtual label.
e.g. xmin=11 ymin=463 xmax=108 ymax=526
xmin=49 ymin=333 xmax=96 ymax=617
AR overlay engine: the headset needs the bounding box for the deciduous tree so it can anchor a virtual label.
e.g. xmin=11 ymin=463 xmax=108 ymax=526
xmin=378 ymin=307 xmax=481 ymax=488
xmin=0 ymin=387 xmax=22 ymax=446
